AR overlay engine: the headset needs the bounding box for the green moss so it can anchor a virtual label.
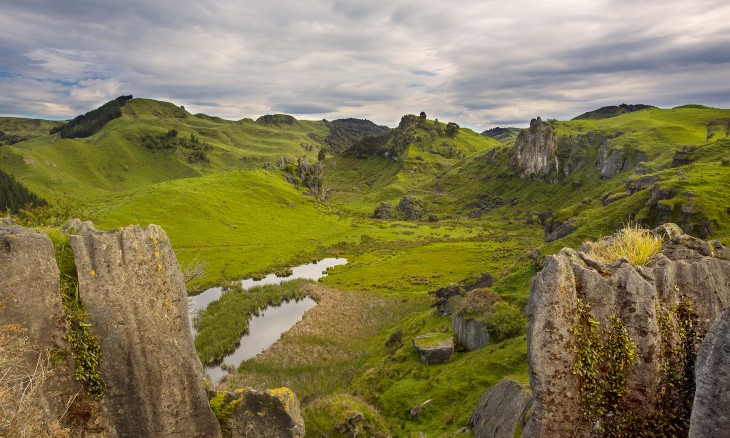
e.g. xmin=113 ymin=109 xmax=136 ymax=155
xmin=209 ymin=391 xmax=241 ymax=422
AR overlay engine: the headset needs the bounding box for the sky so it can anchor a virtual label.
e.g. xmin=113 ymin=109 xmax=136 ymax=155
xmin=1 ymin=0 xmax=729 ymax=131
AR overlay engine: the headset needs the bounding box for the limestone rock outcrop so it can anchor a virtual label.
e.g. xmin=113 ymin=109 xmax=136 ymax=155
xmin=469 ymin=378 xmax=532 ymax=438
xmin=219 ymin=387 xmax=305 ymax=438
xmin=524 ymin=224 xmax=730 ymax=437
xmin=510 ymin=117 xmax=559 ymax=180
xmin=412 ymin=333 xmax=454 ymax=365
xmin=689 ymin=305 xmax=730 ymax=437
xmin=69 ymin=221 xmax=220 ymax=437
xmin=597 ymin=142 xmax=647 ymax=178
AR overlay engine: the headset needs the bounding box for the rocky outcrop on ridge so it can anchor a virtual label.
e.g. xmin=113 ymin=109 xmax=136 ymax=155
xmin=218 ymin=387 xmax=305 ymax=438
xmin=597 ymin=142 xmax=647 ymax=178
xmin=469 ymin=378 xmax=532 ymax=438
xmin=524 ymin=223 xmax=730 ymax=437
xmin=510 ymin=117 xmax=559 ymax=180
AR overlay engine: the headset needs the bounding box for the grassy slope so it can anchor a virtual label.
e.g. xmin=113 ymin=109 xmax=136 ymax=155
xmin=0 ymin=98 xmax=327 ymax=201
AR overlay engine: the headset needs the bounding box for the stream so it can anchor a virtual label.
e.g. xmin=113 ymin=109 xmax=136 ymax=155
xmin=188 ymin=257 xmax=347 ymax=384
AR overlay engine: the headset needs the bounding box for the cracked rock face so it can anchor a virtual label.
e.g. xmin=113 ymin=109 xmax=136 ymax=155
xmin=523 ymin=224 xmax=730 ymax=438
xmin=69 ymin=222 xmax=220 ymax=437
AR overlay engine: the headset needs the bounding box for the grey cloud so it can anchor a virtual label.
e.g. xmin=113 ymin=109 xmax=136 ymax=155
xmin=0 ymin=0 xmax=729 ymax=130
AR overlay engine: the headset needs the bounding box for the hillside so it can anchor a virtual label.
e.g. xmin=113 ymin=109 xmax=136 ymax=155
xmin=571 ymin=103 xmax=655 ymax=120
xmin=3 ymin=98 xmax=730 ymax=436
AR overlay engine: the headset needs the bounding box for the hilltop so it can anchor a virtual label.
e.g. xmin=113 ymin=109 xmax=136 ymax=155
xmin=2 ymin=97 xmax=730 ymax=436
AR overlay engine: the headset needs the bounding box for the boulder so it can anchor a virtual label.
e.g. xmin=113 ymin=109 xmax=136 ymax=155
xmin=625 ymin=175 xmax=660 ymax=194
xmin=469 ymin=379 xmax=532 ymax=438
xmin=434 ymin=283 xmax=465 ymax=315
xmin=398 ymin=195 xmax=427 ymax=221
xmin=69 ymin=222 xmax=220 ymax=437
xmin=412 ymin=333 xmax=454 ymax=365
xmin=461 ymin=271 xmax=495 ymax=291
xmin=372 ymin=202 xmax=395 ymax=219
xmin=689 ymin=305 xmax=730 ymax=437
xmin=452 ymin=315 xmax=491 ymax=351
xmin=523 ymin=224 xmax=730 ymax=437
xmin=544 ymin=218 xmax=577 ymax=242
xmin=219 ymin=387 xmax=305 ymax=438
xmin=597 ymin=143 xmax=647 ymax=178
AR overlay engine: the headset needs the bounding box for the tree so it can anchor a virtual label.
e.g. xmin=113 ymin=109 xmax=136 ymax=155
xmin=419 ymin=111 xmax=427 ymax=120
xmin=446 ymin=122 xmax=460 ymax=137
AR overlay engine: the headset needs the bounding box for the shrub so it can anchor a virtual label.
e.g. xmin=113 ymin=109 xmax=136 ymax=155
xmin=584 ymin=223 xmax=662 ymax=266
xmin=482 ymin=301 xmax=526 ymax=341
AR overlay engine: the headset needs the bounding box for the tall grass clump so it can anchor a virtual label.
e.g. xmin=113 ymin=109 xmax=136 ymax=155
xmin=584 ymin=223 xmax=662 ymax=266
xmin=0 ymin=299 xmax=71 ymax=437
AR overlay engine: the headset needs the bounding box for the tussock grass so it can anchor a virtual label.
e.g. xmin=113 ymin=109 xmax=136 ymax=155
xmin=584 ymin=224 xmax=663 ymax=266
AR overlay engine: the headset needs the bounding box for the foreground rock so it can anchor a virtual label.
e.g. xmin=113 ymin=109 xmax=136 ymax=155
xmin=689 ymin=305 xmax=730 ymax=437
xmin=524 ymin=224 xmax=730 ymax=437
xmin=470 ymin=379 xmax=532 ymax=438
xmin=69 ymin=221 xmax=220 ymax=437
xmin=219 ymin=387 xmax=305 ymax=438
xmin=0 ymin=225 xmax=81 ymax=429
xmin=412 ymin=333 xmax=454 ymax=364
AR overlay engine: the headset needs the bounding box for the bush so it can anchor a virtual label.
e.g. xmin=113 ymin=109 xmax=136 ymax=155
xmin=584 ymin=223 xmax=662 ymax=266
xmin=480 ymin=301 xmax=526 ymax=341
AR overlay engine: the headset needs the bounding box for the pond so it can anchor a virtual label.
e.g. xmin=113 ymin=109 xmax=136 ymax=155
xmin=203 ymin=297 xmax=316 ymax=384
xmin=187 ymin=257 xmax=348 ymax=384
xmin=188 ymin=257 xmax=348 ymax=313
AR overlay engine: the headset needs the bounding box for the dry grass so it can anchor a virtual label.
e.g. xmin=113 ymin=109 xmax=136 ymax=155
xmin=0 ymin=301 xmax=71 ymax=437
xmin=219 ymin=283 xmax=418 ymax=399
xmin=584 ymin=224 xmax=663 ymax=266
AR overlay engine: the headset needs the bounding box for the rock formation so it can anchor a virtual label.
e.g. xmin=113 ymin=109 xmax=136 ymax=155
xmin=452 ymin=315 xmax=490 ymax=351
xmin=68 ymin=221 xmax=221 ymax=437
xmin=523 ymin=224 xmax=730 ymax=437
xmin=0 ymin=225 xmax=82 ymax=428
xmin=218 ymin=387 xmax=305 ymax=438
xmin=597 ymin=143 xmax=647 ymax=178
xmin=412 ymin=333 xmax=454 ymax=365
xmin=469 ymin=378 xmax=532 ymax=438
xmin=510 ymin=117 xmax=559 ymax=180
xmin=689 ymin=305 xmax=730 ymax=437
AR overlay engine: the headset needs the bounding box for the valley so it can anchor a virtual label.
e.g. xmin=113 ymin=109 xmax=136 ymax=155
xmin=2 ymin=97 xmax=730 ymax=436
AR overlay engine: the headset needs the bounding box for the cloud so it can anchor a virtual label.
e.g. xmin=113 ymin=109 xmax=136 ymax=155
xmin=0 ymin=0 xmax=729 ymax=130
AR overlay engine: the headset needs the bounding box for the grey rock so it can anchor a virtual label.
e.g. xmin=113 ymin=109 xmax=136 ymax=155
xmin=470 ymin=378 xmax=532 ymax=438
xmin=0 ymin=225 xmax=82 ymax=427
xmin=523 ymin=224 xmax=730 ymax=437
xmin=672 ymin=146 xmax=696 ymax=167
xmin=625 ymin=175 xmax=661 ymax=194
xmin=510 ymin=117 xmax=559 ymax=180
xmin=452 ymin=315 xmax=491 ymax=350
xmin=69 ymin=222 xmax=220 ymax=437
xmin=690 ymin=305 xmax=730 ymax=437
xmin=372 ymin=202 xmax=395 ymax=219
xmin=220 ymin=387 xmax=305 ymax=438
xmin=544 ymin=218 xmax=577 ymax=242
xmin=398 ymin=195 xmax=427 ymax=221
xmin=598 ymin=143 xmax=648 ymax=178
xmin=412 ymin=334 xmax=454 ymax=365
xmin=601 ymin=191 xmax=630 ymax=206
xmin=460 ymin=271 xmax=495 ymax=291
xmin=434 ymin=283 xmax=465 ymax=315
